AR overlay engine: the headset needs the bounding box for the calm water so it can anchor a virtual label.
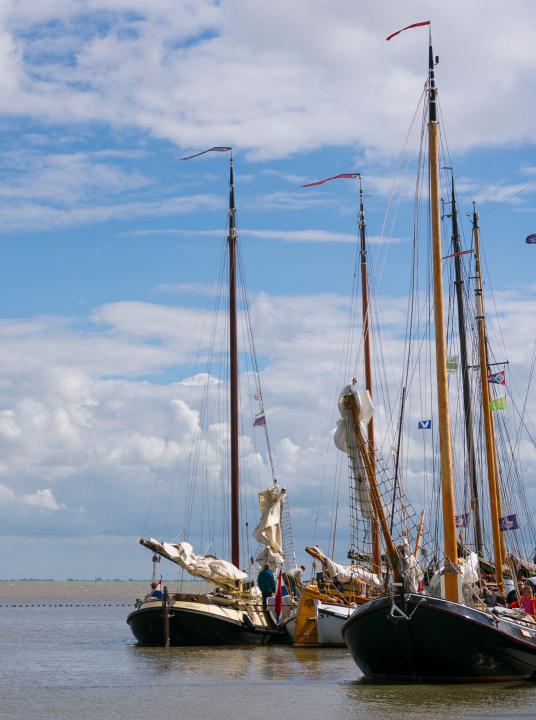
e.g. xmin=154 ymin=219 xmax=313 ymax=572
xmin=2 ymin=582 xmax=536 ymax=720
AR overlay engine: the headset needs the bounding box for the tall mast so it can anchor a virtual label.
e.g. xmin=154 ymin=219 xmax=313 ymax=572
xmin=228 ymin=154 xmax=240 ymax=568
xmin=358 ymin=177 xmax=382 ymax=576
xmin=472 ymin=205 xmax=504 ymax=589
xmin=428 ymin=36 xmax=459 ymax=602
xmin=448 ymin=174 xmax=483 ymax=556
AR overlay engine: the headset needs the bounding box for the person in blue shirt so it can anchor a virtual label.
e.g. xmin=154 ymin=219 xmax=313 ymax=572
xmin=257 ymin=564 xmax=276 ymax=609
xmin=144 ymin=581 xmax=164 ymax=601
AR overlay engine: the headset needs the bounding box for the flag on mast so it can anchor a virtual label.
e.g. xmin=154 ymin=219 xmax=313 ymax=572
xmin=499 ymin=514 xmax=519 ymax=531
xmin=489 ymin=396 xmax=507 ymax=411
xmin=180 ymin=146 xmax=232 ymax=160
xmin=488 ymin=370 xmax=506 ymax=385
xmin=301 ymin=173 xmax=359 ymax=188
xmin=253 ymin=411 xmax=266 ymax=427
xmin=386 ymin=20 xmax=431 ymax=42
xmin=274 ymin=570 xmax=283 ymax=623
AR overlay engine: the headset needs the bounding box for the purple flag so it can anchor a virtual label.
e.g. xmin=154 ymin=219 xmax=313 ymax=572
xmin=526 ymin=234 xmax=536 ymax=244
xmin=253 ymin=413 xmax=266 ymax=427
xmin=499 ymin=513 xmax=519 ymax=531
xmin=455 ymin=513 xmax=469 ymax=528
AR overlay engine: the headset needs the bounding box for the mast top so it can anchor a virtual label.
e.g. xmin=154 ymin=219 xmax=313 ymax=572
xmin=428 ymin=33 xmax=438 ymax=124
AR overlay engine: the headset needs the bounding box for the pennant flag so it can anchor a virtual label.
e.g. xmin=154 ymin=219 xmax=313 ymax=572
xmin=418 ymin=419 xmax=432 ymax=430
xmin=301 ymin=173 xmax=359 ymax=188
xmin=455 ymin=513 xmax=469 ymax=528
xmin=446 ymin=356 xmax=458 ymax=373
xmin=526 ymin=234 xmax=536 ymax=244
xmin=499 ymin=513 xmax=519 ymax=531
xmin=488 ymin=370 xmax=506 ymax=385
xmin=180 ymin=146 xmax=232 ymax=160
xmin=443 ymin=249 xmax=473 ymax=260
xmin=253 ymin=412 xmax=266 ymax=427
xmin=386 ymin=20 xmax=431 ymax=42
xmin=274 ymin=570 xmax=283 ymax=623
xmin=489 ymin=396 xmax=507 ymax=412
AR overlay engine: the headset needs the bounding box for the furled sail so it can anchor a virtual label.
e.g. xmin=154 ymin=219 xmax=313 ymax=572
xmin=253 ymin=485 xmax=286 ymax=567
xmin=334 ymin=385 xmax=375 ymax=520
xmin=139 ymin=538 xmax=247 ymax=589
xmin=305 ymin=546 xmax=381 ymax=587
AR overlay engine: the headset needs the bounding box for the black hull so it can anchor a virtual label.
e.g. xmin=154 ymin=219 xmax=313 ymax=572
xmin=127 ymin=602 xmax=289 ymax=646
xmin=342 ymin=593 xmax=536 ymax=682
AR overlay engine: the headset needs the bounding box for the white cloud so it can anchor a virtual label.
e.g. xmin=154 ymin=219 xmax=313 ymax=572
xmin=0 ymin=2 xmax=534 ymax=159
xmin=0 ymin=285 xmax=533 ymax=564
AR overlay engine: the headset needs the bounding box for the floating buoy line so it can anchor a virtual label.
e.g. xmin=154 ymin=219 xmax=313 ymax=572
xmin=0 ymin=602 xmax=133 ymax=608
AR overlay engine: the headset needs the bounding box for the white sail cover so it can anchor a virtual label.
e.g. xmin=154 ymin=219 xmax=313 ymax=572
xmin=253 ymin=485 xmax=286 ymax=567
xmin=334 ymin=385 xmax=375 ymax=520
xmin=140 ymin=538 xmax=247 ymax=588
xmin=429 ymin=551 xmax=479 ymax=600
xmin=309 ymin=547 xmax=381 ymax=587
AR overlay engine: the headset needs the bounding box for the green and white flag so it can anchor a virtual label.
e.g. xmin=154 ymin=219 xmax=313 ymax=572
xmin=446 ymin=356 xmax=458 ymax=373
xmin=490 ymin=395 xmax=507 ymax=412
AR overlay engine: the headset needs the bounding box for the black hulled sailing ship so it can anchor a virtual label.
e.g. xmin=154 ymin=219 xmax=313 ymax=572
xmin=127 ymin=149 xmax=290 ymax=646
xmin=342 ymin=24 xmax=536 ymax=682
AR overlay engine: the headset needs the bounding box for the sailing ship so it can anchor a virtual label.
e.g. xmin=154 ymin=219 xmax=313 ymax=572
xmin=127 ymin=149 xmax=291 ymax=646
xmin=284 ymin=176 xmax=383 ymax=647
xmin=342 ymin=26 xmax=536 ymax=681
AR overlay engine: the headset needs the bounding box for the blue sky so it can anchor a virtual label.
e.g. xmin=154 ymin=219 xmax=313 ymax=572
xmin=1 ymin=1 xmax=536 ymax=580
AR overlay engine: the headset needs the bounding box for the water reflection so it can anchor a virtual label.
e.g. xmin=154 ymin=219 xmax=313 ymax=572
xmin=344 ymin=677 xmax=536 ymax=718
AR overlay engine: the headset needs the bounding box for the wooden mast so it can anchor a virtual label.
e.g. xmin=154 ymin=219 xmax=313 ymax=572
xmin=228 ymin=154 xmax=240 ymax=569
xmin=358 ymin=176 xmax=382 ymax=576
xmin=472 ymin=205 xmax=504 ymax=590
xmin=449 ymin=174 xmax=483 ymax=556
xmin=428 ymin=37 xmax=459 ymax=602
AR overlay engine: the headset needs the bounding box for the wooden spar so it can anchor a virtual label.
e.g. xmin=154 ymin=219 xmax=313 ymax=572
xmin=358 ymin=177 xmax=382 ymax=577
xmin=228 ymin=155 xmax=240 ymax=569
xmin=346 ymin=393 xmax=400 ymax=580
xmin=414 ymin=511 xmax=426 ymax=562
xmin=472 ymin=206 xmax=504 ymax=590
xmin=449 ymin=174 xmax=483 ymax=556
xmin=162 ymin=585 xmax=170 ymax=648
xmin=428 ymin=42 xmax=459 ymax=602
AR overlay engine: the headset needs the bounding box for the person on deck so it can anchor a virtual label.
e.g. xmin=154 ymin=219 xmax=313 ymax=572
xmin=508 ymin=585 xmax=536 ymax=616
xmin=257 ymin=564 xmax=276 ymax=610
xmin=144 ymin=581 xmax=164 ymax=601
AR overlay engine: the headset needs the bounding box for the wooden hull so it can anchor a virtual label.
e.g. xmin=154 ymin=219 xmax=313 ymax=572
xmin=342 ymin=593 xmax=536 ymax=682
xmin=127 ymin=598 xmax=289 ymax=646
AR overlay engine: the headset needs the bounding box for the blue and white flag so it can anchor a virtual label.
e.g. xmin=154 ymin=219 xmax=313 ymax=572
xmin=418 ymin=419 xmax=432 ymax=430
xmin=526 ymin=234 xmax=536 ymax=245
xmin=499 ymin=513 xmax=519 ymax=531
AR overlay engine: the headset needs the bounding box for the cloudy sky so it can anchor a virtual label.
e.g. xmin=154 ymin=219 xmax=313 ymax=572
xmin=1 ymin=0 xmax=536 ymax=580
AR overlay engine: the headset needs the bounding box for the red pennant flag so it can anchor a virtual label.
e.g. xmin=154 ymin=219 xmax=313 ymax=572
xmin=386 ymin=21 xmax=430 ymax=42
xmin=274 ymin=570 xmax=283 ymax=622
xmin=442 ymin=249 xmax=473 ymax=260
xmin=301 ymin=173 xmax=359 ymax=188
